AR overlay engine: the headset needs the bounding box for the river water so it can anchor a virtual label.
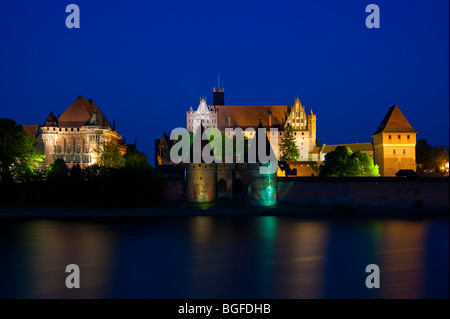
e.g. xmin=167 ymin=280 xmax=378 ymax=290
xmin=0 ymin=216 xmax=448 ymax=298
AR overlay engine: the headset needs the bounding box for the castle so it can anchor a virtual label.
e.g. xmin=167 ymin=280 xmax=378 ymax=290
xmin=23 ymin=96 xmax=127 ymax=168
xmin=156 ymin=86 xmax=418 ymax=206
xmin=186 ymin=87 xmax=317 ymax=161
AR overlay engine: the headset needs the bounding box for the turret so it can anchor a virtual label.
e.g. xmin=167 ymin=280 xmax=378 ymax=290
xmin=185 ymin=124 xmax=217 ymax=203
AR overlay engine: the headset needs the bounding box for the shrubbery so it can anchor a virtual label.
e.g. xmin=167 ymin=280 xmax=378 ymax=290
xmin=0 ymin=150 xmax=163 ymax=207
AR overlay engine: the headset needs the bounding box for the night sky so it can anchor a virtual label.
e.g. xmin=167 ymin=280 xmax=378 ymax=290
xmin=0 ymin=0 xmax=448 ymax=165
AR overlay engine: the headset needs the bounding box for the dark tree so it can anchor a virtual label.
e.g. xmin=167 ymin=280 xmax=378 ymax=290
xmin=46 ymin=158 xmax=70 ymax=180
xmin=319 ymin=146 xmax=379 ymax=177
xmin=95 ymin=141 xmax=125 ymax=168
xmin=416 ymin=139 xmax=449 ymax=175
xmin=280 ymin=123 xmax=300 ymax=161
xmin=0 ymin=118 xmax=44 ymax=182
xmin=124 ymin=148 xmax=151 ymax=169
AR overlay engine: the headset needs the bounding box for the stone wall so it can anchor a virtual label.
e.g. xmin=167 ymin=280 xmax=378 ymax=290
xmin=278 ymin=177 xmax=449 ymax=208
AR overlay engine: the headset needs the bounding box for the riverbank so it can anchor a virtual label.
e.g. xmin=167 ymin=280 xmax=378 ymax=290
xmin=0 ymin=200 xmax=448 ymax=219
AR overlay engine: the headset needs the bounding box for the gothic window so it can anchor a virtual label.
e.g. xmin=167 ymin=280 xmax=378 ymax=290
xmin=67 ymin=145 xmax=71 ymax=153
xmin=57 ymin=145 xmax=62 ymax=153
xmin=85 ymin=146 xmax=89 ymax=153
xmin=76 ymin=145 xmax=81 ymax=153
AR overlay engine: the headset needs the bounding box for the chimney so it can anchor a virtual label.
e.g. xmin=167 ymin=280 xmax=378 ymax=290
xmin=228 ymin=115 xmax=231 ymax=127
xmin=269 ymin=114 xmax=272 ymax=127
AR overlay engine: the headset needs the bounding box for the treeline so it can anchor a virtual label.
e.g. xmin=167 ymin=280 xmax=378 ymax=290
xmin=416 ymin=139 xmax=449 ymax=176
xmin=1 ymin=152 xmax=163 ymax=207
xmin=0 ymin=118 xmax=163 ymax=207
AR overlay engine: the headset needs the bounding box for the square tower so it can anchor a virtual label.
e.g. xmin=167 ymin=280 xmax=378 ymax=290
xmin=213 ymin=87 xmax=224 ymax=106
xmin=372 ymin=105 xmax=417 ymax=176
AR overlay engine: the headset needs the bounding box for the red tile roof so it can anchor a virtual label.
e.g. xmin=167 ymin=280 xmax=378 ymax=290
xmin=57 ymin=96 xmax=112 ymax=128
xmin=373 ymin=105 xmax=417 ymax=135
xmin=43 ymin=112 xmax=58 ymax=127
xmin=216 ymin=105 xmax=290 ymax=130
xmin=22 ymin=124 xmax=40 ymax=139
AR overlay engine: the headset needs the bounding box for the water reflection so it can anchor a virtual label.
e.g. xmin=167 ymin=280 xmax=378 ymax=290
xmin=1 ymin=220 xmax=113 ymax=298
xmin=0 ymin=215 xmax=447 ymax=298
xmin=275 ymin=221 xmax=328 ymax=298
xmin=379 ymin=221 xmax=428 ymax=298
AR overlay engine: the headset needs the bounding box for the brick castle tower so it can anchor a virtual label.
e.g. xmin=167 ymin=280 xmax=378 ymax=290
xmin=372 ymin=104 xmax=417 ymax=176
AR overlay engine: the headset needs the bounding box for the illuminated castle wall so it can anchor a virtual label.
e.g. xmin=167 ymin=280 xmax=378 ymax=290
xmin=186 ymin=163 xmax=217 ymax=203
xmin=372 ymin=105 xmax=417 ymax=176
xmin=27 ymin=96 xmax=126 ymax=168
xmin=157 ymin=89 xmax=420 ymax=206
xmin=186 ymin=87 xmax=317 ymax=161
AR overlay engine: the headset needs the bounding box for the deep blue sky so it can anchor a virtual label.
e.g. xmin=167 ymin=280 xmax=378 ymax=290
xmin=0 ymin=0 xmax=448 ymax=164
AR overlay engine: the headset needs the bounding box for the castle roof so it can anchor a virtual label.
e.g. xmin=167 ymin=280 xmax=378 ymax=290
xmin=57 ymin=96 xmax=112 ymax=128
xmin=216 ymin=105 xmax=290 ymax=130
xmin=373 ymin=105 xmax=417 ymax=135
xmin=22 ymin=124 xmax=40 ymax=139
xmin=43 ymin=112 xmax=58 ymax=127
xmin=159 ymin=133 xmax=173 ymax=148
